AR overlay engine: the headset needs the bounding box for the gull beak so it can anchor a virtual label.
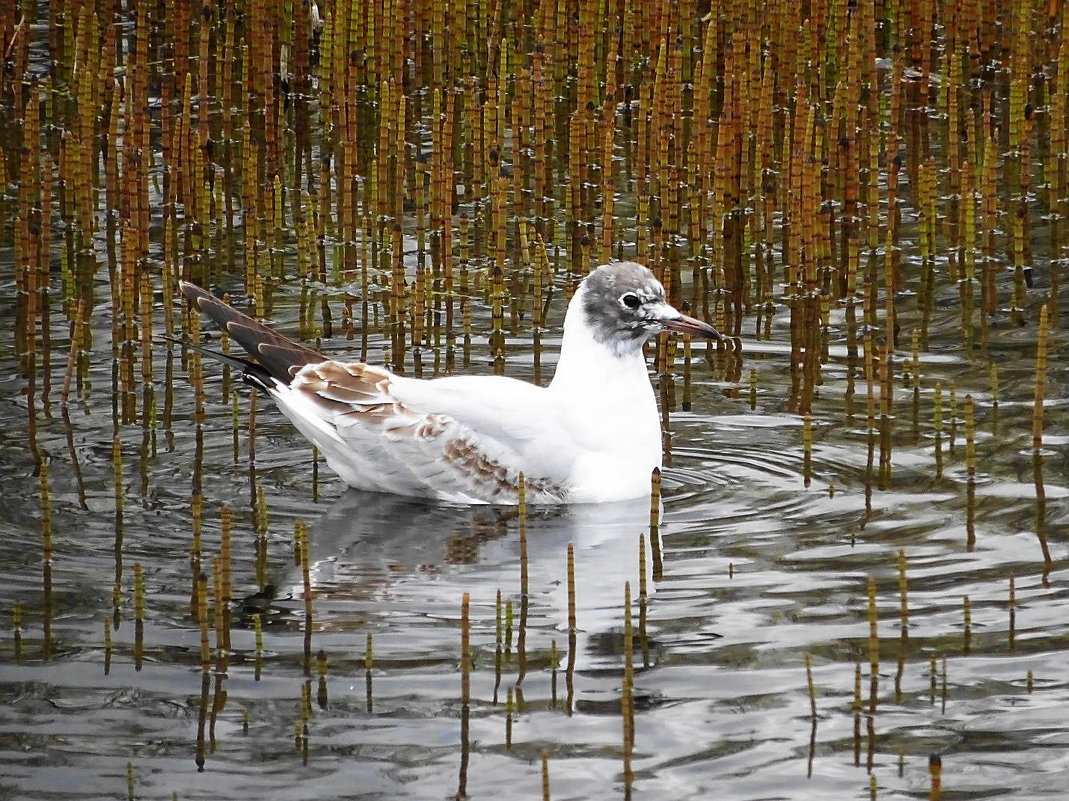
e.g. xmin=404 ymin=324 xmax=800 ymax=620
xmin=650 ymin=303 xmax=722 ymax=340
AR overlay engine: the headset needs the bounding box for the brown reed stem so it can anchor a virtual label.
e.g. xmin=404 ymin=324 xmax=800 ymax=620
xmin=804 ymin=653 xmax=817 ymax=719
xmin=197 ymin=572 xmax=210 ymax=672
xmin=649 ymin=467 xmax=662 ymax=581
xmin=133 ymin=562 xmax=144 ymax=671
xmin=1032 ymin=305 xmax=1049 ymax=450
xmin=866 ymin=576 xmax=879 ymax=679
xmin=456 ymin=592 xmax=471 ymax=800
xmin=541 ymin=750 xmax=552 ymax=801
xmin=566 ymin=543 xmax=577 ymax=715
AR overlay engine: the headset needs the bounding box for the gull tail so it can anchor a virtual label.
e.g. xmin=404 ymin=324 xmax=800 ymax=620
xmin=162 ymin=335 xmax=276 ymax=392
xmin=178 ymin=281 xmax=325 ymax=388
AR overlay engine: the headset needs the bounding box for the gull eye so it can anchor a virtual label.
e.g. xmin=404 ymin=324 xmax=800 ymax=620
xmin=620 ymin=293 xmax=641 ymax=310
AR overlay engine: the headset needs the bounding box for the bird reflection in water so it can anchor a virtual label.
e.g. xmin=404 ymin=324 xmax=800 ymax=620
xmin=279 ymin=489 xmax=658 ymax=673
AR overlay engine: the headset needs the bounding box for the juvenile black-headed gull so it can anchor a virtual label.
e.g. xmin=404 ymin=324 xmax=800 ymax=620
xmin=179 ymin=262 xmax=719 ymax=504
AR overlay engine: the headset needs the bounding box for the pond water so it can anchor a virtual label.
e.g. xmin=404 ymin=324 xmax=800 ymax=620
xmin=2 ymin=2 xmax=1069 ymax=800
xmin=1 ymin=274 xmax=1066 ymax=800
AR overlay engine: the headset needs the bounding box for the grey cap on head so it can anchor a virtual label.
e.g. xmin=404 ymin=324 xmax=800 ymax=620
xmin=579 ymin=262 xmax=720 ymax=353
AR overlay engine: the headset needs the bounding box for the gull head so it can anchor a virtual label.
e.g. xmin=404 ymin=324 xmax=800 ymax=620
xmin=579 ymin=262 xmax=721 ymax=355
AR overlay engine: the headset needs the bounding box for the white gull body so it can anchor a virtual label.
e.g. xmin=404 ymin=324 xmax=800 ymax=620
xmin=180 ymin=262 xmax=719 ymax=504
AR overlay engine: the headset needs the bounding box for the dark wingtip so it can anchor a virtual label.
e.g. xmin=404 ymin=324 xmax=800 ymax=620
xmin=178 ymin=280 xmax=210 ymax=305
xmin=163 ymin=334 xmax=277 ymax=393
xmin=178 ymin=281 xmax=326 ymax=385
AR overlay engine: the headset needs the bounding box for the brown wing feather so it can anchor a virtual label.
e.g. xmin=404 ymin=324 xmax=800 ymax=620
xmin=289 ymin=360 xmax=567 ymax=501
xmin=292 ymin=361 xmax=395 ymax=418
xmin=441 ymin=437 xmax=566 ymax=500
xmin=179 ymin=281 xmax=323 ymax=385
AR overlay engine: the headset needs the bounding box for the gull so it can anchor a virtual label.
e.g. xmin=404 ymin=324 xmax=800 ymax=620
xmin=179 ymin=262 xmax=720 ymax=504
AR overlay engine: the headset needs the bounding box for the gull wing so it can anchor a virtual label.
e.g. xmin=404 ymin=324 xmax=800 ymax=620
xmin=275 ymin=360 xmax=573 ymax=504
xmin=178 ymin=281 xmax=323 ymax=385
xmin=178 ymin=281 xmax=575 ymax=503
